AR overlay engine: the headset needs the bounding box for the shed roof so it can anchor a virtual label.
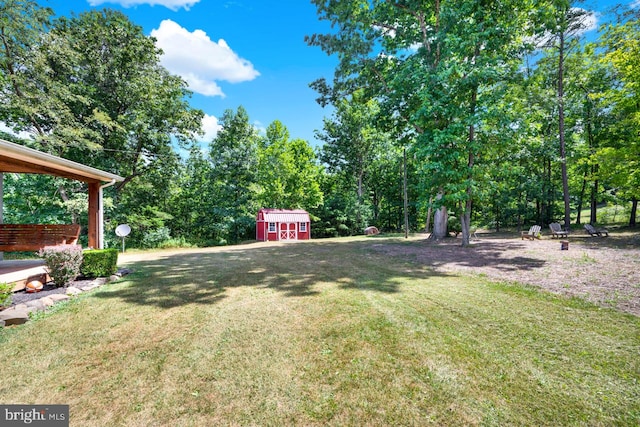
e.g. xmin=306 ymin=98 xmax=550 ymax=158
xmin=259 ymin=209 xmax=310 ymax=223
xmin=0 ymin=139 xmax=123 ymax=184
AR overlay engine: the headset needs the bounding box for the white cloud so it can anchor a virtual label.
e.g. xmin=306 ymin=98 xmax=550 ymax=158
xmin=579 ymin=9 xmax=598 ymax=33
xmin=87 ymin=0 xmax=199 ymax=11
xmin=253 ymin=120 xmax=266 ymax=136
xmin=632 ymin=0 xmax=640 ymax=8
xmin=201 ymin=113 xmax=221 ymax=141
xmin=526 ymin=8 xmax=598 ymax=50
xmin=151 ymin=20 xmax=260 ymax=97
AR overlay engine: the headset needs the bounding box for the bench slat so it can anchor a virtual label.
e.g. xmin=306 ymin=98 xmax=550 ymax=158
xmin=0 ymin=224 xmax=81 ymax=252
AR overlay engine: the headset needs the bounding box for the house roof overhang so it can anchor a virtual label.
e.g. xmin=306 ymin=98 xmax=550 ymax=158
xmin=0 ymin=139 xmax=124 ymax=184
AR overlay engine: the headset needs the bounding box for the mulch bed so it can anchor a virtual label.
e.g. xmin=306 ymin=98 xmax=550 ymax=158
xmin=7 ymin=268 xmax=132 ymax=307
xmin=9 ymin=279 xmax=95 ymax=306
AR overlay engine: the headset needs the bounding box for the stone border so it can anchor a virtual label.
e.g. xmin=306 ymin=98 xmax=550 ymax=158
xmin=0 ymin=269 xmax=131 ymax=327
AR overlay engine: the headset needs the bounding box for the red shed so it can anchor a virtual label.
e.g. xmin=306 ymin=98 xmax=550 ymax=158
xmin=256 ymin=209 xmax=311 ymax=241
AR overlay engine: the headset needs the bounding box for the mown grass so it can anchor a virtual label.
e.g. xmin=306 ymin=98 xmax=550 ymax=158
xmin=1 ymin=237 xmax=638 ymax=426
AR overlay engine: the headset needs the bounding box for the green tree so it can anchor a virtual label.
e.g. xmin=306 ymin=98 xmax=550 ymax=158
xmin=167 ymin=145 xmax=219 ymax=245
xmin=0 ymin=0 xmax=54 ymax=137
xmin=257 ymin=120 xmax=323 ymax=210
xmin=209 ymin=106 xmax=259 ymax=244
xmin=44 ymin=9 xmax=203 ymax=181
xmin=598 ymin=9 xmax=640 ymax=226
xmin=308 ymin=0 xmax=537 ymax=245
xmin=316 ymin=91 xmax=390 ymax=232
xmin=535 ymin=1 xmax=595 ymax=231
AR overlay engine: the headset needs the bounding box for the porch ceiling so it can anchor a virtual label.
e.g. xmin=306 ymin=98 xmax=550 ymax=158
xmin=0 ymin=139 xmax=123 ymax=184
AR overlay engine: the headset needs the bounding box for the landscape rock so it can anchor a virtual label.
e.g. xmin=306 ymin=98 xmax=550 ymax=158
xmin=66 ymin=286 xmax=82 ymax=296
xmin=89 ymin=278 xmax=107 ymax=287
xmin=0 ymin=309 xmax=30 ymax=326
xmin=0 ymin=319 xmax=4 ymax=328
xmin=364 ymin=226 xmax=380 ymax=236
xmin=49 ymin=294 xmax=70 ymax=302
xmin=25 ymin=299 xmax=47 ymax=311
xmin=119 ymin=268 xmax=132 ymax=276
xmin=40 ymin=297 xmax=55 ymax=308
xmin=109 ymin=275 xmax=120 ymax=282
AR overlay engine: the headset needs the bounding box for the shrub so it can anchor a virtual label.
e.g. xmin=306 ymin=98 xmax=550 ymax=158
xmin=38 ymin=245 xmax=83 ymax=287
xmin=0 ymin=282 xmax=12 ymax=308
xmin=157 ymin=237 xmax=196 ymax=249
xmin=141 ymin=227 xmax=171 ymax=248
xmin=80 ymin=248 xmax=118 ymax=278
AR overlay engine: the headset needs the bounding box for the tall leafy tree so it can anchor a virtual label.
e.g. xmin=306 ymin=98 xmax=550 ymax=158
xmin=1 ymin=5 xmax=203 ymax=241
xmin=257 ymin=120 xmax=323 ymax=210
xmin=0 ymin=0 xmax=54 ymax=137
xmin=45 ymin=9 xmax=203 ymax=183
xmin=316 ymin=90 xmax=386 ymax=230
xmin=308 ymin=0 xmax=537 ymax=245
xmin=535 ymin=1 xmax=595 ymax=231
xmin=209 ymin=106 xmax=259 ymax=244
xmin=167 ymin=145 xmax=218 ymax=245
xmin=598 ymin=9 xmax=640 ymax=226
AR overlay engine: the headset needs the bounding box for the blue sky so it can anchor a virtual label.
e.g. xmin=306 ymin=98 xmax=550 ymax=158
xmin=42 ymin=0 xmax=338 ymax=146
xmin=22 ymin=0 xmax=640 ymax=148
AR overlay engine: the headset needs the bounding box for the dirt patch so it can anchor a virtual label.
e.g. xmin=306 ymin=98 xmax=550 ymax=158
xmin=370 ymin=232 xmax=640 ymax=317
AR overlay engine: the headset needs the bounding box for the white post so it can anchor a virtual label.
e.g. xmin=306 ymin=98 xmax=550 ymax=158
xmin=0 ymin=173 xmax=3 ymax=261
xmin=99 ymin=186 xmax=104 ymax=249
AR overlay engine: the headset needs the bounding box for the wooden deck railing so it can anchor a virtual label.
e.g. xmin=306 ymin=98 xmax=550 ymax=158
xmin=0 ymin=224 xmax=81 ymax=252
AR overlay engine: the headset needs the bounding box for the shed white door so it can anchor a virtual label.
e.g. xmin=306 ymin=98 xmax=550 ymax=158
xmin=279 ymin=223 xmax=297 ymax=240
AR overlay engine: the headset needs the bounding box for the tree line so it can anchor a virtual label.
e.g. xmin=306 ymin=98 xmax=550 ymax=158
xmin=1 ymin=1 xmax=638 ymax=248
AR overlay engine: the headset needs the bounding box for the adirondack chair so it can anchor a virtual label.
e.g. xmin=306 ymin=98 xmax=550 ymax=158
xmin=584 ymin=223 xmax=609 ymax=237
xmin=549 ymin=222 xmax=568 ymax=238
xmin=521 ymin=225 xmax=541 ymax=240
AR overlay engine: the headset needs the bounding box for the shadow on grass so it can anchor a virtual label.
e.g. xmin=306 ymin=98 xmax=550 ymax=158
xmin=96 ymin=238 xmax=550 ymax=309
xmin=96 ymin=240 xmax=456 ymax=308
xmin=371 ymin=237 xmax=548 ymax=272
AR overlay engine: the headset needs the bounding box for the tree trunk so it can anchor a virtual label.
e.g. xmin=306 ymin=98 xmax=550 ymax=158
xmin=356 ymin=169 xmax=364 ymax=228
xmin=630 ymin=198 xmax=638 ymax=227
xmin=461 ymin=199 xmax=472 ymax=247
xmin=57 ymin=185 xmax=78 ymax=225
xmin=558 ymin=32 xmax=572 ymax=231
xmin=460 ymin=86 xmax=477 ymax=247
xmin=433 ymin=206 xmax=448 ymax=239
xmin=425 ymin=196 xmax=433 ymax=234
xmin=590 ymin=170 xmax=598 ymax=224
xmin=432 ymin=193 xmax=448 ymax=239
xmin=576 ymin=163 xmax=589 ymax=225
xmin=403 ymin=148 xmax=409 ymax=239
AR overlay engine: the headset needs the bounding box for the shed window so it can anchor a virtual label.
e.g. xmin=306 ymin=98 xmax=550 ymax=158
xmin=268 ymin=222 xmax=276 ymax=232
xmin=300 ymin=222 xmax=307 ymax=232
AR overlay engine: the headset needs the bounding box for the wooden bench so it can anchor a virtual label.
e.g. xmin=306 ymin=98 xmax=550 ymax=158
xmin=0 ymin=224 xmax=81 ymax=252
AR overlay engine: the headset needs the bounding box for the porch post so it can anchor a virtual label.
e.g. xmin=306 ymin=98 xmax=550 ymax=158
xmin=0 ymin=173 xmax=3 ymax=261
xmin=88 ymin=182 xmax=100 ymax=249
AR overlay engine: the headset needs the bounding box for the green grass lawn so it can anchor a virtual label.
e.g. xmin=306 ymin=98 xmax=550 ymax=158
xmin=1 ymin=237 xmax=639 ymax=426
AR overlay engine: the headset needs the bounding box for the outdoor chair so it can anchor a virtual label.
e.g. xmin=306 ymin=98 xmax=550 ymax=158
xmin=521 ymin=225 xmax=542 ymax=240
xmin=549 ymin=222 xmax=569 ymax=239
xmin=584 ymin=223 xmax=609 ymax=237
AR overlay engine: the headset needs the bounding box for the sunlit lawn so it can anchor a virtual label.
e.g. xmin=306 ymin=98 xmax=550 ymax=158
xmin=1 ymin=237 xmax=638 ymax=426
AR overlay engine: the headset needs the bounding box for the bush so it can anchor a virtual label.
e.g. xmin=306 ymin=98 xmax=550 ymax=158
xmin=0 ymin=282 xmax=12 ymax=308
xmin=80 ymin=248 xmax=118 ymax=278
xmin=141 ymin=227 xmax=171 ymax=248
xmin=38 ymin=245 xmax=83 ymax=287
